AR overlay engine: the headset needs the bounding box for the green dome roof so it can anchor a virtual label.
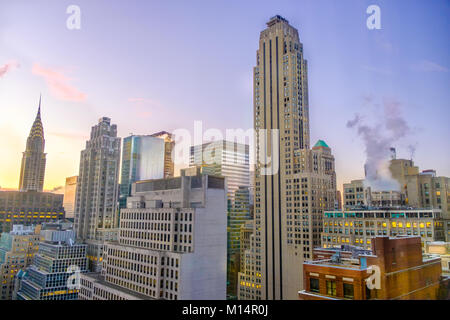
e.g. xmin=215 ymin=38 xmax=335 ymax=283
xmin=313 ymin=140 xmax=329 ymax=148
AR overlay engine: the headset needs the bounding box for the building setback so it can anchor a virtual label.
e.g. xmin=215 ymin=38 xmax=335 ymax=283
xmin=79 ymin=169 xmax=227 ymax=300
xmin=16 ymin=225 xmax=88 ymax=300
xmin=241 ymin=15 xmax=337 ymax=300
xmin=74 ymin=117 xmax=121 ymax=272
xmin=299 ymin=236 xmax=450 ymax=300
xmin=248 ymin=16 xmax=339 ymax=300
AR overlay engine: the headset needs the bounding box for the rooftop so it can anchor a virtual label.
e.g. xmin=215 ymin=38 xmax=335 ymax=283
xmin=82 ymin=273 xmax=154 ymax=300
xmin=313 ymin=140 xmax=330 ymax=149
xmin=267 ymin=15 xmax=289 ymax=27
xmin=305 ymin=257 xmax=364 ymax=270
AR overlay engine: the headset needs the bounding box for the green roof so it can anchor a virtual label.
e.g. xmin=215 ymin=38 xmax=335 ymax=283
xmin=313 ymin=140 xmax=330 ymax=148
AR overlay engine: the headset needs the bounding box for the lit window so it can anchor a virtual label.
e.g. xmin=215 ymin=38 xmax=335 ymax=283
xmin=326 ymin=281 xmax=337 ymax=296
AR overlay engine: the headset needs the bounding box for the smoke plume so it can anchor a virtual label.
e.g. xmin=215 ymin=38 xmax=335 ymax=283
xmin=347 ymin=98 xmax=412 ymax=191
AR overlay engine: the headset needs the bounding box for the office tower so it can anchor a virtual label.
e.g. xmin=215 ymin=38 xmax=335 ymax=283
xmin=63 ymin=176 xmax=78 ymax=220
xmin=79 ymin=168 xmax=227 ymax=300
xmin=151 ymin=131 xmax=175 ymax=179
xmin=227 ymin=186 xmax=251 ymax=298
xmin=299 ymin=236 xmax=449 ymax=300
xmin=238 ymin=221 xmax=258 ymax=300
xmin=74 ymin=117 xmax=121 ymax=272
xmin=321 ymin=208 xmax=445 ymax=249
xmin=190 ymin=140 xmax=250 ymax=200
xmin=0 ymin=191 xmax=65 ymax=233
xmin=244 ymin=16 xmax=336 ymax=300
xmin=119 ymin=132 xmax=174 ymax=209
xmin=18 ymin=96 xmax=46 ymax=192
xmin=0 ymin=225 xmax=41 ymax=300
xmin=16 ymin=224 xmax=88 ymax=300
xmin=190 ymin=140 xmax=250 ymax=298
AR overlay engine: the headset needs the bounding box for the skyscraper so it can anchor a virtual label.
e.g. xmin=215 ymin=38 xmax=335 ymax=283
xmin=119 ymin=132 xmax=174 ymax=209
xmin=74 ymin=117 xmax=121 ymax=271
xmin=242 ymin=16 xmax=336 ymax=300
xmin=18 ymin=96 xmax=46 ymax=192
xmin=63 ymin=176 xmax=78 ymax=220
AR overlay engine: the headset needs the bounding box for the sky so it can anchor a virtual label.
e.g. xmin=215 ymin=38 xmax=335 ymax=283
xmin=0 ymin=0 xmax=449 ymax=193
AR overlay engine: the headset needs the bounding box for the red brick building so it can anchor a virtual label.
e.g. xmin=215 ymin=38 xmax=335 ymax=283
xmin=299 ymin=236 xmax=450 ymax=300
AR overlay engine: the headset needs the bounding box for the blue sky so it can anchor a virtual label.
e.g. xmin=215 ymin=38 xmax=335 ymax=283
xmin=0 ymin=0 xmax=449 ymax=191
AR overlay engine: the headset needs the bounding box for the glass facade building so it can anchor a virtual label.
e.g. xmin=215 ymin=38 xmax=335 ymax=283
xmin=119 ymin=134 xmax=174 ymax=209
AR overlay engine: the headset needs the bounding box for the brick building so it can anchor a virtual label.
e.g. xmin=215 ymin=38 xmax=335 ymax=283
xmin=299 ymin=236 xmax=450 ymax=300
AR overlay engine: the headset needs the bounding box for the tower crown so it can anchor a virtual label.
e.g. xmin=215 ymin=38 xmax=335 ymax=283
xmin=267 ymin=15 xmax=289 ymax=27
xmin=29 ymin=98 xmax=44 ymax=139
xmin=19 ymin=95 xmax=46 ymax=192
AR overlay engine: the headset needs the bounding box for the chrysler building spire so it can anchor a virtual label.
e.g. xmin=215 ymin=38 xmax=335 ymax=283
xmin=18 ymin=96 xmax=47 ymax=192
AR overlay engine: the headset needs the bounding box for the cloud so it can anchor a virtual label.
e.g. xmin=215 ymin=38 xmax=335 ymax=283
xmin=32 ymin=63 xmax=87 ymax=101
xmin=412 ymin=60 xmax=448 ymax=73
xmin=0 ymin=60 xmax=19 ymax=78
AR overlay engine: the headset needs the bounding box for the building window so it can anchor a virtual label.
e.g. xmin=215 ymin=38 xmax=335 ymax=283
xmin=343 ymin=283 xmax=354 ymax=299
xmin=326 ymin=280 xmax=336 ymax=296
xmin=309 ymin=278 xmax=319 ymax=293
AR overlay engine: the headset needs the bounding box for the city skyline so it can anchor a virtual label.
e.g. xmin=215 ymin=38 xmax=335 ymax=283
xmin=1 ymin=0 xmax=449 ymax=196
xmin=0 ymin=1 xmax=449 ymax=304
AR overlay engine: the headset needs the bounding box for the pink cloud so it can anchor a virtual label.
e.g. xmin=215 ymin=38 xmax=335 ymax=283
xmin=0 ymin=60 xmax=19 ymax=78
xmin=32 ymin=63 xmax=86 ymax=101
